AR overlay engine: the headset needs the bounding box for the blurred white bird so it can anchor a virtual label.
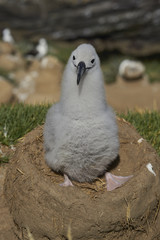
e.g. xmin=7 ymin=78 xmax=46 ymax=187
xmin=25 ymin=38 xmax=48 ymax=60
xmin=44 ymin=43 xmax=133 ymax=191
xmin=2 ymin=28 xmax=14 ymax=44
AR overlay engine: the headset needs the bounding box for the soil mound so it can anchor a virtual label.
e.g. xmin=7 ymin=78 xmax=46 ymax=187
xmin=4 ymin=119 xmax=160 ymax=240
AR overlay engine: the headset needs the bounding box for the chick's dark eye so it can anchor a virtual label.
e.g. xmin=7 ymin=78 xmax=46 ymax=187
xmin=73 ymin=55 xmax=76 ymax=60
xmin=91 ymin=59 xmax=95 ymax=64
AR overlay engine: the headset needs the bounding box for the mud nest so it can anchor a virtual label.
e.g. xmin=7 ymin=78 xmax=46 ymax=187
xmin=4 ymin=118 xmax=160 ymax=240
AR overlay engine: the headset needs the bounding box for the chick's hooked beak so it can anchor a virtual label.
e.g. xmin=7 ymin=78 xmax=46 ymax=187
xmin=77 ymin=61 xmax=86 ymax=85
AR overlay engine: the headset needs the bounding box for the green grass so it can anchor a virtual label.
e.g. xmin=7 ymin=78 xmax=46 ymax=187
xmin=101 ymin=54 xmax=124 ymax=84
xmin=0 ymin=104 xmax=159 ymax=157
xmin=0 ymin=103 xmax=50 ymax=146
xmin=47 ymin=41 xmax=76 ymax=64
xmin=142 ymin=58 xmax=160 ymax=83
xmin=0 ymin=155 xmax=9 ymax=164
xmin=120 ymin=111 xmax=160 ymax=156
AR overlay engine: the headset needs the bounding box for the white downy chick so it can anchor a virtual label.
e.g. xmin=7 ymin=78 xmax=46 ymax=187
xmin=44 ymin=43 xmax=132 ymax=190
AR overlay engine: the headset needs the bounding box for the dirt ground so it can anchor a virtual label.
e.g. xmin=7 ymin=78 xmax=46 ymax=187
xmin=0 ymin=146 xmax=17 ymax=240
xmin=3 ymin=119 xmax=160 ymax=240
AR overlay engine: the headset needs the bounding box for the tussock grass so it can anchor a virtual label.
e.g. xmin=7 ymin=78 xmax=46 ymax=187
xmin=0 ymin=103 xmax=50 ymax=146
xmin=120 ymin=111 xmax=160 ymax=156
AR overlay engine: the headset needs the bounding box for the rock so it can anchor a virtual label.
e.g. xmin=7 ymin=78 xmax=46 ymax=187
xmin=0 ymin=53 xmax=24 ymax=71
xmin=0 ymin=77 xmax=13 ymax=104
xmin=4 ymin=121 xmax=160 ymax=240
xmin=13 ymin=72 xmax=36 ymax=102
xmin=118 ymin=60 xmax=145 ymax=80
xmin=0 ymin=42 xmax=16 ymax=55
xmin=28 ymin=55 xmax=63 ymax=72
xmin=40 ymin=55 xmax=63 ymax=70
xmin=26 ymin=56 xmax=63 ymax=104
xmin=0 ymin=0 xmax=160 ymax=55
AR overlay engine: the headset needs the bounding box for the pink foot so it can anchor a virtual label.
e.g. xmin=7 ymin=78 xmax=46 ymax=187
xmin=105 ymin=172 xmax=133 ymax=191
xmin=60 ymin=174 xmax=74 ymax=187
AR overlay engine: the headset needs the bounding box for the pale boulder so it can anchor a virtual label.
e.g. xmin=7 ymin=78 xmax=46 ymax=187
xmin=12 ymin=56 xmax=63 ymax=104
xmin=118 ymin=59 xmax=145 ymax=80
xmin=0 ymin=77 xmax=13 ymax=103
xmin=12 ymin=70 xmax=37 ymax=102
xmin=0 ymin=42 xmax=16 ymax=55
xmin=26 ymin=56 xmax=63 ymax=104
xmin=0 ymin=54 xmax=25 ymax=71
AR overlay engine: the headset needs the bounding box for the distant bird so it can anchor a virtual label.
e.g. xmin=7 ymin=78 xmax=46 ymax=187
xmin=25 ymin=38 xmax=48 ymax=60
xmin=2 ymin=28 xmax=14 ymax=44
xmin=44 ymin=43 xmax=132 ymax=191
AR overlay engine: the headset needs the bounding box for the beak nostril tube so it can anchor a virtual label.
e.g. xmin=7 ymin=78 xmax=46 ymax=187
xmin=77 ymin=61 xmax=86 ymax=85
